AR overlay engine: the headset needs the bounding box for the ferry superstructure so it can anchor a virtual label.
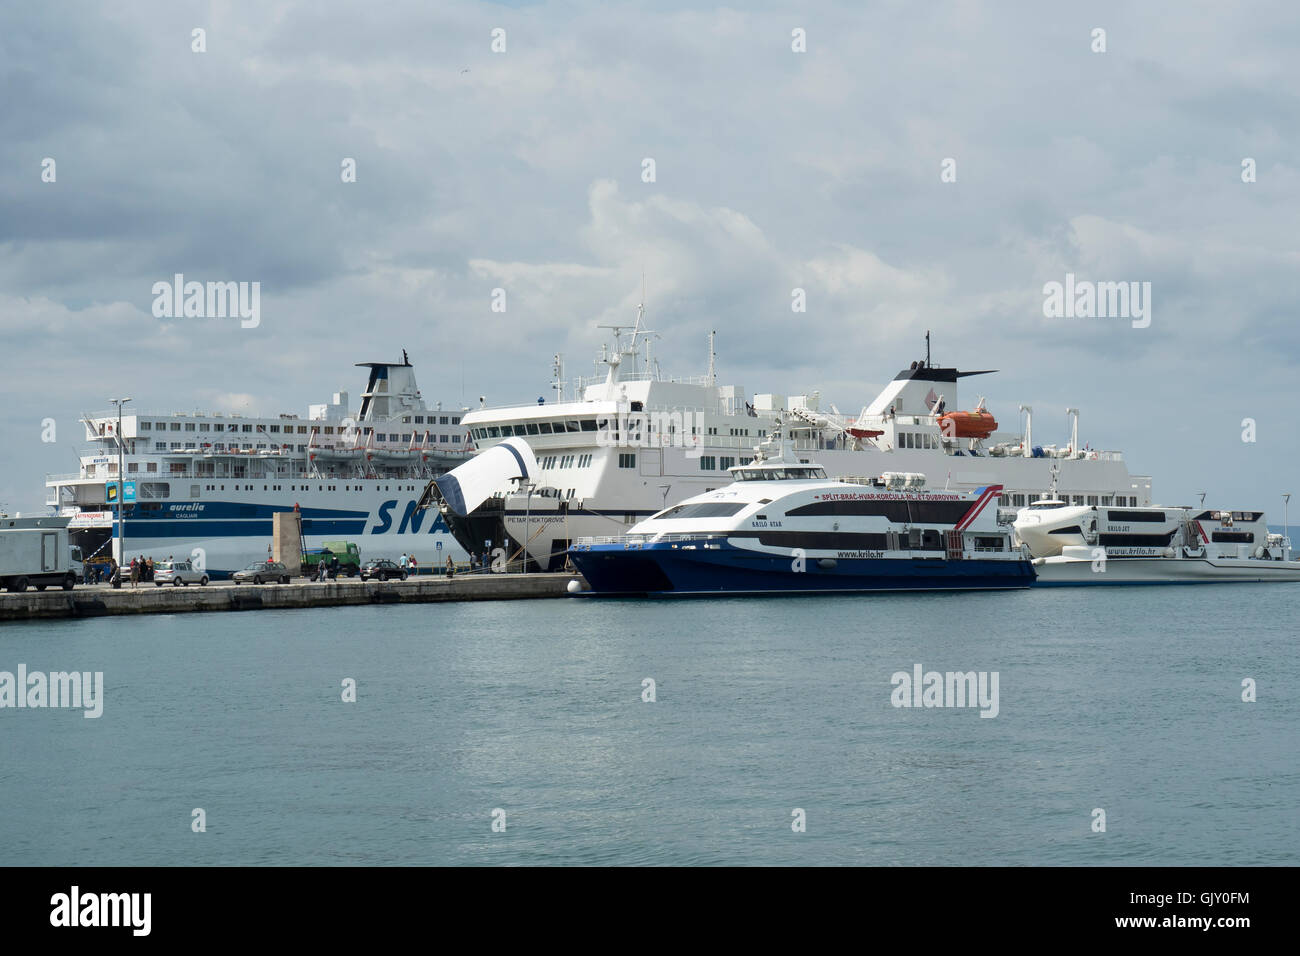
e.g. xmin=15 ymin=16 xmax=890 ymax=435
xmin=45 ymin=355 xmax=471 ymax=577
xmin=568 ymin=444 xmax=1033 ymax=595
xmin=451 ymin=322 xmax=1151 ymax=571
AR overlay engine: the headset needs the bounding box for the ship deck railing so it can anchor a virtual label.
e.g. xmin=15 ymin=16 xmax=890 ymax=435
xmin=575 ymin=533 xmax=725 ymax=548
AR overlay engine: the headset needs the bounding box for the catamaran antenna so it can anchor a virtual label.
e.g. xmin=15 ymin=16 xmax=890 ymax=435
xmin=708 ymin=330 xmax=716 ymax=386
xmin=925 ymin=330 xmax=931 ymax=368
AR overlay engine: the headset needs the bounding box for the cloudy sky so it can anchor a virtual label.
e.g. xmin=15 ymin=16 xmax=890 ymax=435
xmin=3 ymin=0 xmax=1299 ymax=514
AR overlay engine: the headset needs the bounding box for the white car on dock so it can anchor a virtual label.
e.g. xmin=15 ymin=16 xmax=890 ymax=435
xmin=153 ymin=560 xmax=209 ymax=587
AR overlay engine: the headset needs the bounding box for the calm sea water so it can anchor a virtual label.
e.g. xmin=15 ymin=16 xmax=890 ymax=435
xmin=2 ymin=586 xmax=1297 ymax=866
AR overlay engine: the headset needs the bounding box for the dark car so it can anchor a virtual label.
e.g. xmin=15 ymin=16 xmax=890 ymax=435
xmin=233 ymin=560 xmax=291 ymax=585
xmin=360 ymin=559 xmax=407 ymax=582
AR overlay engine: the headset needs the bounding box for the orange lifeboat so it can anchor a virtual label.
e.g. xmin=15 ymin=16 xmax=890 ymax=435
xmin=938 ymin=410 xmax=998 ymax=439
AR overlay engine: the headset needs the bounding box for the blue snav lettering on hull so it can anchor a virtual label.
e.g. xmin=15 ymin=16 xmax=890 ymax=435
xmin=372 ymin=499 xmax=399 ymax=534
xmin=370 ymin=500 xmax=451 ymax=535
xmin=397 ymin=501 xmax=425 ymax=534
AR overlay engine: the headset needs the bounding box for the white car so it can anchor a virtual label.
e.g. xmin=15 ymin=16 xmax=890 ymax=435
xmin=153 ymin=560 xmax=209 ymax=587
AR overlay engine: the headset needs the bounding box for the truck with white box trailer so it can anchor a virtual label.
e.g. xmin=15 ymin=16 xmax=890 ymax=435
xmin=0 ymin=515 xmax=82 ymax=592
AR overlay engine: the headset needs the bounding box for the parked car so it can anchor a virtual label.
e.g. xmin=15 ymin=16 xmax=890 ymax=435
xmin=153 ymin=559 xmax=209 ymax=587
xmin=360 ymin=559 xmax=407 ymax=582
xmin=233 ymin=560 xmax=291 ymax=585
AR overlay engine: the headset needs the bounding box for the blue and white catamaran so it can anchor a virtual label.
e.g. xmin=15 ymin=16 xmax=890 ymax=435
xmin=567 ymin=434 xmax=1034 ymax=595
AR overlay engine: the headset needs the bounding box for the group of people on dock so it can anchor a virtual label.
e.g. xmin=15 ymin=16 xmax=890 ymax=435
xmin=84 ymin=554 xmax=174 ymax=587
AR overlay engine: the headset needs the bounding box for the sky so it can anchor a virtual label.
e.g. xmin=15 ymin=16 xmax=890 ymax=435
xmin=2 ymin=0 xmax=1299 ymax=516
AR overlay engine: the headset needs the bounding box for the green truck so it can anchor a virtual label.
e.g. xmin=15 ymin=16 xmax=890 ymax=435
xmin=301 ymin=541 xmax=361 ymax=577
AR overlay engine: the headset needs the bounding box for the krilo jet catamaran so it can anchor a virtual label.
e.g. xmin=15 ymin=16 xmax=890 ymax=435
xmin=46 ymin=354 xmax=471 ymax=577
xmin=1014 ymin=499 xmax=1300 ymax=584
xmin=439 ymin=319 xmax=1151 ymax=571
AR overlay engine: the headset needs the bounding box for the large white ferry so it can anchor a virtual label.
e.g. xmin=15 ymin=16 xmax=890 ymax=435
xmin=450 ymin=318 xmax=1152 ymax=570
xmin=45 ymin=354 xmax=471 ymax=577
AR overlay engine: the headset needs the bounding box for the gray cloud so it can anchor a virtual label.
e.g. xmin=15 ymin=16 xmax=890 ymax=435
xmin=2 ymin=0 xmax=1299 ymax=514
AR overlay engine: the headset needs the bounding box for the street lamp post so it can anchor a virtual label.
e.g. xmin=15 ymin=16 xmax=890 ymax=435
xmin=109 ymin=398 xmax=131 ymax=563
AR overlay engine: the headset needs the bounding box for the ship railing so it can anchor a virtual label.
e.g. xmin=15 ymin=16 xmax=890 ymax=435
xmin=573 ymin=372 xmax=713 ymax=390
xmin=575 ymin=533 xmax=724 ymax=547
xmin=45 ymin=472 xmax=85 ymax=483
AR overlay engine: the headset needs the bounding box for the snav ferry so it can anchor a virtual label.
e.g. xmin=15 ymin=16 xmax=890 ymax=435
xmin=45 ymin=354 xmax=472 ymax=577
xmin=567 ymin=438 xmax=1034 ymax=595
xmin=1014 ymin=500 xmax=1300 ymax=585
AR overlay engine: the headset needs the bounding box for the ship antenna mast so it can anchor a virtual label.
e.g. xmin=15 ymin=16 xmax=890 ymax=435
xmin=707 ymin=329 xmax=716 ymax=386
xmin=925 ymin=329 xmax=931 ymax=368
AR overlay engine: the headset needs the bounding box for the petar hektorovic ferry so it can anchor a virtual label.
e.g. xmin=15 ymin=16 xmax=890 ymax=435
xmin=567 ymin=435 xmax=1033 ymax=595
xmin=45 ymin=353 xmax=472 ymax=577
xmin=1014 ymin=500 xmax=1300 ymax=585
xmin=451 ymin=316 xmax=1151 ymax=572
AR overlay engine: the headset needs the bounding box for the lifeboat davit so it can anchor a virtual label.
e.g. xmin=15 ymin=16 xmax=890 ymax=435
xmin=938 ymin=410 xmax=998 ymax=439
xmin=847 ymin=427 xmax=884 ymax=439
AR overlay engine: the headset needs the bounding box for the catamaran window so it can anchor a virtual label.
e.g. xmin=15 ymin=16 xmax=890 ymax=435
xmin=973 ymin=536 xmax=1005 ymax=551
xmin=1211 ymin=532 xmax=1255 ymax=543
xmin=786 ymin=499 xmax=972 ymax=523
xmin=699 ymin=456 xmax=717 ymax=470
xmin=487 ymin=426 xmax=501 ymax=438
xmin=655 ymin=502 xmax=748 ymax=520
xmin=1099 ymin=532 xmax=1175 ymax=547
xmin=719 ymin=457 xmax=735 ymax=470
xmin=618 ymin=453 xmax=636 ymax=468
xmin=1107 ymin=510 xmax=1166 ymax=523
xmin=1102 ymin=496 xmax=1114 ymax=505
xmin=537 ymin=422 xmax=553 ymax=434
xmin=580 ymin=419 xmax=597 ymax=431
xmin=525 ymin=423 xmax=540 ymax=435
xmin=1086 ymin=496 xmax=1098 ymax=505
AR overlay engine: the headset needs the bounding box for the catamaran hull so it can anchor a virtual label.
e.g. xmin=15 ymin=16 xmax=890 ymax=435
xmin=1032 ymin=556 xmax=1300 ymax=586
xmin=570 ymin=542 xmax=1035 ymax=595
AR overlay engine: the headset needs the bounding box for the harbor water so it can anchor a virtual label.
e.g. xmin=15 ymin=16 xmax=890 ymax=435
xmin=2 ymin=585 xmax=1296 ymax=866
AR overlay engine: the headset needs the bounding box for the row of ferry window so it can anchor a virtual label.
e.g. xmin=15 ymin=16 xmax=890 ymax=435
xmin=999 ymin=493 xmax=1139 ymax=507
xmin=898 ymin=432 xmax=942 ymax=449
xmin=698 ymin=457 xmax=751 ymax=470
xmin=197 ymin=484 xmax=424 ymax=492
xmin=474 ymin=420 xmax=598 ymax=439
xmin=134 ymin=421 xmax=461 ymax=436
xmin=538 ymin=453 xmax=641 ymax=470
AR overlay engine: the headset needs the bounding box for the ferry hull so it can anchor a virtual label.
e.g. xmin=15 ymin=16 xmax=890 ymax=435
xmin=1032 ymin=555 xmax=1300 ymax=586
xmin=570 ymin=542 xmax=1035 ymax=595
xmin=86 ymin=498 xmax=468 ymax=579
